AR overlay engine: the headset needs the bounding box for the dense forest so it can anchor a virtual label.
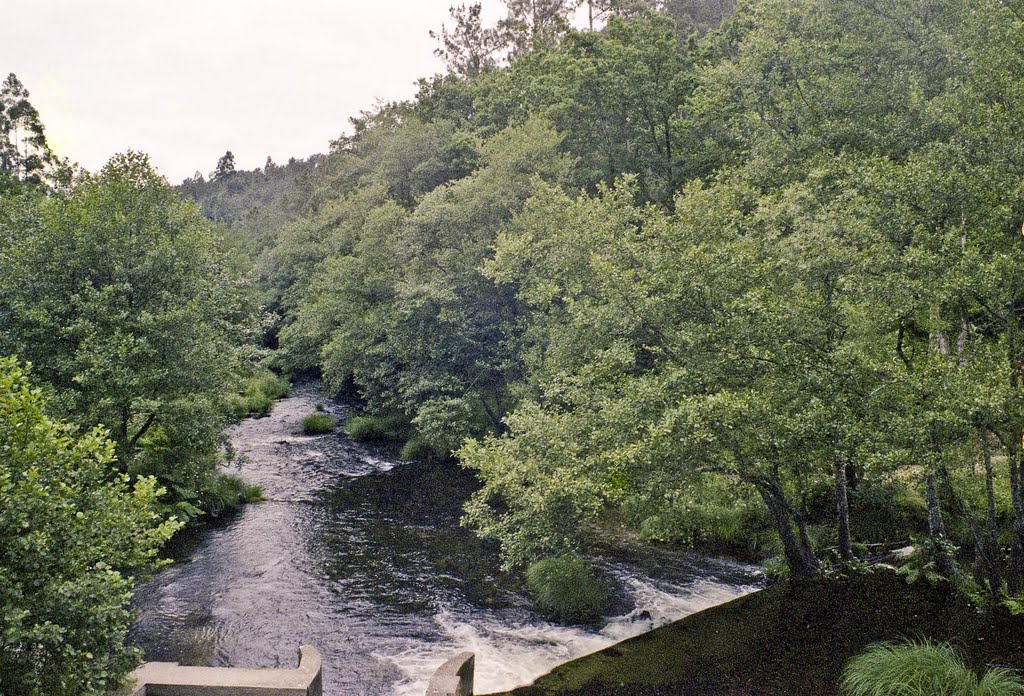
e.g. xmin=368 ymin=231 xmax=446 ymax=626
xmin=5 ymin=0 xmax=1024 ymax=692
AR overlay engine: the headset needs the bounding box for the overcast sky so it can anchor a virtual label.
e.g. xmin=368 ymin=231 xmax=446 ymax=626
xmin=1 ymin=0 xmax=510 ymax=182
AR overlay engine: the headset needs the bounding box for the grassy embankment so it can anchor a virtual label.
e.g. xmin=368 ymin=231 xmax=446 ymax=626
xmin=496 ymin=570 xmax=1024 ymax=696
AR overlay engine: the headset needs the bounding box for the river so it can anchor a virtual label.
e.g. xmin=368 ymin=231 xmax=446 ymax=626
xmin=129 ymin=384 xmax=762 ymax=695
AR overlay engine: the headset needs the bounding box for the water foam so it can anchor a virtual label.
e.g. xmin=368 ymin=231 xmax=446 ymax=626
xmin=380 ymin=570 xmax=759 ymax=695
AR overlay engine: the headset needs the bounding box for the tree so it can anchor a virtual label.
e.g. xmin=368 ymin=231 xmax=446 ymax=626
xmin=277 ymin=118 xmax=572 ymax=453
xmin=498 ymin=0 xmax=578 ymax=58
xmin=0 ymin=357 xmax=180 ymax=696
xmin=431 ymin=3 xmax=506 ymax=77
xmin=580 ymin=0 xmax=657 ymax=30
xmin=0 ymin=73 xmax=54 ymax=186
xmin=212 ymin=150 xmax=236 ymax=180
xmin=0 ymin=152 xmax=258 ymax=517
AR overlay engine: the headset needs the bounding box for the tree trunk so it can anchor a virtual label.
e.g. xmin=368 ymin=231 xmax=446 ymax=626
xmin=1011 ymin=446 xmax=1024 ymax=591
xmin=834 ymin=455 xmax=854 ymax=562
xmin=939 ymin=464 xmax=994 ymax=597
xmin=757 ymin=483 xmax=820 ymax=578
xmin=982 ymin=440 xmax=1003 ymax=597
xmin=478 ymin=394 xmax=506 ymax=435
xmin=925 ymin=473 xmax=944 ymax=537
xmin=925 ymin=471 xmax=969 ymax=587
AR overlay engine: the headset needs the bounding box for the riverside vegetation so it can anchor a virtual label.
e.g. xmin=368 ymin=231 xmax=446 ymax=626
xmin=5 ymin=0 xmax=1024 ymax=692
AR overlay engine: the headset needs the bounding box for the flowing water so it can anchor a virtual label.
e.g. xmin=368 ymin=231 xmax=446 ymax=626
xmin=130 ymin=384 xmax=762 ymax=695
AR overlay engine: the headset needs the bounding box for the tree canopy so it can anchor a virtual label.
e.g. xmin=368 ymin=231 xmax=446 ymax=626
xmin=0 ymin=358 xmax=179 ymax=695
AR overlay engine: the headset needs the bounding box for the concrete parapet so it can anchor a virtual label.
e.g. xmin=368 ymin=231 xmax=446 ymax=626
xmin=426 ymin=652 xmax=475 ymax=696
xmin=118 ymin=645 xmax=322 ymax=696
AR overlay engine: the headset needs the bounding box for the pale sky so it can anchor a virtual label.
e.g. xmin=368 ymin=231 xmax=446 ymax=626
xmin=1 ymin=0 xmax=511 ymax=183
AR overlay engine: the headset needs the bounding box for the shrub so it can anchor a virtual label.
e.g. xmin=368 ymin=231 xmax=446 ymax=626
xmin=841 ymin=639 xmax=1024 ymax=696
xmin=526 ymin=554 xmax=611 ymax=623
xmin=344 ymin=414 xmax=410 ymax=443
xmin=197 ymin=473 xmax=263 ymax=517
xmin=0 ymin=358 xmax=181 ymax=695
xmin=399 ymin=436 xmax=436 ymax=461
xmin=634 ymin=474 xmax=773 ymax=557
xmin=301 ymin=412 xmax=335 ymax=434
xmin=252 ymin=371 xmax=291 ymax=400
xmin=227 ymin=370 xmax=290 ymax=418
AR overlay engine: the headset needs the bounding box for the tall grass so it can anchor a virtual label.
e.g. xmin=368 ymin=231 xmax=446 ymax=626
xmin=841 ymin=639 xmax=1024 ymax=696
xmin=399 ymin=436 xmax=436 ymax=461
xmin=344 ymin=414 xmax=410 ymax=443
xmin=198 ymin=473 xmax=264 ymax=518
xmin=228 ymin=370 xmax=290 ymax=418
xmin=526 ymin=554 xmax=611 ymax=623
xmin=301 ymin=412 xmax=335 ymax=434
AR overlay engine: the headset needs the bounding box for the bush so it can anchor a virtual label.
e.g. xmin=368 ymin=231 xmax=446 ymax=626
xmin=197 ymin=473 xmax=263 ymax=517
xmin=344 ymin=414 xmax=410 ymax=443
xmin=0 ymin=358 xmax=181 ymax=695
xmin=635 ymin=475 xmax=773 ymax=557
xmin=301 ymin=412 xmax=335 ymax=434
xmin=252 ymin=371 xmax=291 ymax=400
xmin=841 ymin=639 xmax=1024 ymax=696
xmin=849 ymin=479 xmax=928 ymax=544
xmin=526 ymin=554 xmax=611 ymax=623
xmin=227 ymin=370 xmax=290 ymax=418
xmin=399 ymin=436 xmax=436 ymax=461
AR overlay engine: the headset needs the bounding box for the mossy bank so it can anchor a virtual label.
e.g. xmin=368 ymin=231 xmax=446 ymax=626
xmin=495 ymin=571 xmax=1024 ymax=696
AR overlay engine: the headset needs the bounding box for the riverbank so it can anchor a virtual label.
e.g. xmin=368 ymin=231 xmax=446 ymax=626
xmin=130 ymin=384 xmax=761 ymax=695
xmin=495 ymin=570 xmax=1024 ymax=695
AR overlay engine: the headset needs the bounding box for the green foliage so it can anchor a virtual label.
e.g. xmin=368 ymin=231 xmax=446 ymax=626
xmin=840 ymin=640 xmax=1024 ymax=696
xmin=634 ymin=475 xmax=773 ymax=556
xmin=0 ymin=152 xmax=261 ymax=519
xmin=155 ymin=0 xmax=1024 ymax=593
xmin=399 ymin=436 xmax=437 ymax=461
xmin=195 ymin=473 xmax=263 ymax=517
xmin=228 ymin=369 xmax=290 ymax=418
xmin=0 ymin=358 xmax=180 ymax=695
xmin=761 ymin=555 xmax=791 ymax=582
xmin=344 ymin=414 xmax=411 ymax=443
xmin=0 ymin=73 xmax=64 ymax=188
xmin=525 ymin=554 xmax=611 ymax=623
xmin=849 ymin=481 xmax=928 ymax=545
xmin=301 ymin=412 xmax=336 ymax=434
xmin=897 ymin=538 xmax=964 ymax=588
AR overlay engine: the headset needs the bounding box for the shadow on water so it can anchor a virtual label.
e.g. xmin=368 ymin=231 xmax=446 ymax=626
xmin=129 ymin=383 xmax=762 ymax=695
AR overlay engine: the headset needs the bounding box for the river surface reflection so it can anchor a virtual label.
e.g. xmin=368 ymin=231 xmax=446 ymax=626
xmin=130 ymin=384 xmax=762 ymax=695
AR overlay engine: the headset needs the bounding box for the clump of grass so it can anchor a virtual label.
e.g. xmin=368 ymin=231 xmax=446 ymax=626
xmin=344 ymin=414 xmax=409 ymax=443
xmin=301 ymin=412 xmax=335 ymax=434
xmin=252 ymin=371 xmax=290 ymax=400
xmin=315 ymin=402 xmax=326 ymax=412
xmin=399 ymin=436 xmax=436 ymax=461
xmin=526 ymin=554 xmax=611 ymax=623
xmin=228 ymin=370 xmax=291 ymax=418
xmin=198 ymin=473 xmax=264 ymax=518
xmin=841 ymin=639 xmax=1024 ymax=696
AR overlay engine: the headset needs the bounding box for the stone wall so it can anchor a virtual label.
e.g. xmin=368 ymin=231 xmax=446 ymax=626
xmin=117 ymin=645 xmax=322 ymax=696
xmin=117 ymin=646 xmax=476 ymax=696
